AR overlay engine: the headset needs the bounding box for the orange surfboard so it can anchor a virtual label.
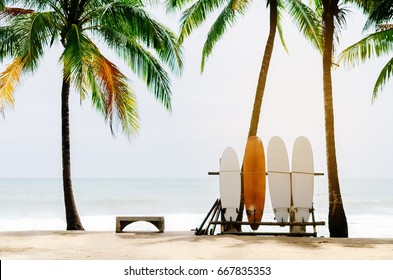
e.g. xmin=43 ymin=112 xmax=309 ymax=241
xmin=243 ymin=136 xmax=266 ymax=230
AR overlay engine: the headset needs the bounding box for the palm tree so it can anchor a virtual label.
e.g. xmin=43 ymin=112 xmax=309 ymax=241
xmin=314 ymin=0 xmax=349 ymax=237
xmin=167 ymin=0 xmax=322 ymax=137
xmin=0 ymin=0 xmax=182 ymax=230
xmin=339 ymin=0 xmax=393 ymax=100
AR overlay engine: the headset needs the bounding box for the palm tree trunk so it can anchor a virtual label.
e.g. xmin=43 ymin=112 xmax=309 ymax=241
xmin=322 ymin=1 xmax=348 ymax=238
xmin=237 ymin=1 xmax=278 ymax=228
xmin=61 ymin=75 xmax=84 ymax=231
xmin=247 ymin=0 xmax=277 ymax=138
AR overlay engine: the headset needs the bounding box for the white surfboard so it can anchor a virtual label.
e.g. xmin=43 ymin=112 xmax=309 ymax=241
xmin=219 ymin=147 xmax=241 ymax=221
xmin=292 ymin=136 xmax=314 ymax=223
xmin=267 ymin=136 xmax=291 ymax=223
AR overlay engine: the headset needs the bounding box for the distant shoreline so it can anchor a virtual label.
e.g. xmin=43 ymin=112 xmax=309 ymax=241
xmin=1 ymin=231 xmax=392 ymax=260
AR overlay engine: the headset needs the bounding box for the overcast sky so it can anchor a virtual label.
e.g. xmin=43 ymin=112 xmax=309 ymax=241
xmin=1 ymin=2 xmax=392 ymax=179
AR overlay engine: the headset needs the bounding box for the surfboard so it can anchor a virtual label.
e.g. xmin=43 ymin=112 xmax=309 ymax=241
xmin=243 ymin=136 xmax=266 ymax=230
xmin=267 ymin=136 xmax=291 ymax=223
xmin=219 ymin=147 xmax=241 ymax=222
xmin=292 ymin=136 xmax=314 ymax=224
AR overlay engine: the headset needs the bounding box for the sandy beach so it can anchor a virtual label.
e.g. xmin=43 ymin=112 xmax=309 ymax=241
xmin=1 ymin=231 xmax=392 ymax=260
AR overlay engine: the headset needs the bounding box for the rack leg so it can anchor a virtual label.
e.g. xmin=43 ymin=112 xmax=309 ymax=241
xmin=311 ymin=203 xmax=317 ymax=236
xmin=195 ymin=199 xmax=219 ymax=235
xmin=210 ymin=200 xmax=221 ymax=235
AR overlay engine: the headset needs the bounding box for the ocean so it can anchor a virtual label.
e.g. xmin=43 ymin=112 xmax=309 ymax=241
xmin=0 ymin=177 xmax=392 ymax=238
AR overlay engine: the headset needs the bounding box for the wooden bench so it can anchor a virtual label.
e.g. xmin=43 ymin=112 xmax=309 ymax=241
xmin=116 ymin=216 xmax=165 ymax=233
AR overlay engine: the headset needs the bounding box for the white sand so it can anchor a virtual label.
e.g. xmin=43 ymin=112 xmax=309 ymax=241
xmin=1 ymin=231 xmax=393 ymax=260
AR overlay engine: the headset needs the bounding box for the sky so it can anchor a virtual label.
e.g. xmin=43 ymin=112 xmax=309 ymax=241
xmin=0 ymin=2 xmax=392 ymax=179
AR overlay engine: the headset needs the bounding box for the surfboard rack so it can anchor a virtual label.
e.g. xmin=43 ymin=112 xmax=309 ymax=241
xmin=208 ymin=172 xmax=325 ymax=176
xmin=195 ymin=199 xmax=325 ymax=237
xmin=206 ymin=160 xmax=326 ymax=236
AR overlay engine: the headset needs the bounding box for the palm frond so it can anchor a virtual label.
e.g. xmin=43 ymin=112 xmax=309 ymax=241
xmin=372 ymin=56 xmax=393 ymax=101
xmin=351 ymin=0 xmax=375 ymax=13
xmin=86 ymin=1 xmax=183 ymax=75
xmin=81 ymin=0 xmax=144 ymax=25
xmin=89 ymin=68 xmax=106 ymax=115
xmin=201 ymin=0 xmax=250 ymax=71
xmin=312 ymin=0 xmax=323 ymax=18
xmin=93 ymin=55 xmax=139 ymax=137
xmin=179 ymin=0 xmax=227 ymax=44
xmin=287 ymin=0 xmax=323 ymax=53
xmin=363 ymin=0 xmax=393 ymax=31
xmin=60 ymin=23 xmax=104 ymax=103
xmin=97 ymin=27 xmax=174 ymax=111
xmin=145 ymin=20 xmax=184 ymax=75
xmin=0 ymin=56 xmax=26 ymax=111
xmin=0 ymin=26 xmax=16 ymax=63
xmin=4 ymin=11 xmax=58 ymax=71
xmin=338 ymin=28 xmax=393 ymax=67
xmin=165 ymin=0 xmax=195 ymax=11
xmin=231 ymin=0 xmax=250 ymax=11
xmin=335 ymin=4 xmax=349 ymax=30
xmin=277 ymin=0 xmax=288 ymax=53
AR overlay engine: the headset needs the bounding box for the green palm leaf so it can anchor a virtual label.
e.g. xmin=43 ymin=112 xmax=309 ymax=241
xmin=340 ymin=24 xmax=393 ymax=101
xmin=60 ymin=23 xmax=97 ymax=98
xmin=81 ymin=0 xmax=144 ymax=24
xmin=98 ymin=26 xmax=174 ymax=111
xmin=146 ymin=20 xmax=184 ymax=75
xmin=286 ymin=0 xmax=323 ymax=53
xmin=166 ymin=0 xmax=195 ymax=11
xmin=372 ymin=56 xmax=393 ymax=101
xmin=361 ymin=0 xmax=393 ymax=31
xmin=89 ymin=68 xmax=106 ymax=115
xmin=84 ymin=1 xmax=182 ymax=110
xmin=277 ymin=0 xmax=288 ymax=53
xmin=179 ymin=0 xmax=227 ymax=44
xmin=0 ymin=9 xmax=58 ymax=111
xmin=201 ymin=0 xmax=250 ymax=71
xmin=1 ymin=11 xmax=57 ymax=70
xmin=0 ymin=26 xmax=19 ymax=63
xmin=339 ymin=1 xmax=392 ymax=100
xmin=339 ymin=28 xmax=393 ymax=67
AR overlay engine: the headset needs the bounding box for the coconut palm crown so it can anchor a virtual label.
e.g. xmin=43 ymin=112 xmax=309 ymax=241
xmin=0 ymin=0 xmax=183 ymax=230
xmin=0 ymin=0 xmax=183 ymax=124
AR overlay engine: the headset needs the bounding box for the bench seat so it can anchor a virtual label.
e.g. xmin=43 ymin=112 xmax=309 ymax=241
xmin=116 ymin=216 xmax=165 ymax=233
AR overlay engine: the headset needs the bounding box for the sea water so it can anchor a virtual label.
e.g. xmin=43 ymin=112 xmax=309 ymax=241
xmin=0 ymin=178 xmax=392 ymax=238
